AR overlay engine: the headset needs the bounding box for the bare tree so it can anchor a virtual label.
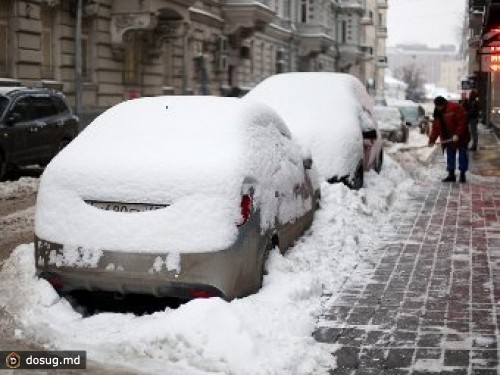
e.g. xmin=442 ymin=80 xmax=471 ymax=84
xmin=395 ymin=64 xmax=425 ymax=101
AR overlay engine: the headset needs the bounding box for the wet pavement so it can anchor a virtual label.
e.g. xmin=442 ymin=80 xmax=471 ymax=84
xmin=315 ymin=129 xmax=500 ymax=374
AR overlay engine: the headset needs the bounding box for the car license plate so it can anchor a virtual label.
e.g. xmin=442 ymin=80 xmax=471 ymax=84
xmin=86 ymin=201 xmax=167 ymax=213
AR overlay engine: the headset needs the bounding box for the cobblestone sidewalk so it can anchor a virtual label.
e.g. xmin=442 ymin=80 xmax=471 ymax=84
xmin=315 ymin=161 xmax=500 ymax=374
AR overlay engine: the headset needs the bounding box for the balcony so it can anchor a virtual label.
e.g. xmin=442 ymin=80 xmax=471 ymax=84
xmin=223 ymin=0 xmax=275 ymax=36
xmin=340 ymin=0 xmax=364 ymax=14
xmin=377 ymin=26 xmax=388 ymax=38
xmin=360 ymin=45 xmax=374 ymax=60
xmin=110 ymin=0 xmax=195 ymax=48
xmin=338 ymin=43 xmax=363 ymax=65
xmin=360 ymin=15 xmax=373 ymax=25
xmin=377 ymin=0 xmax=388 ymax=9
xmin=296 ymin=23 xmax=334 ymax=55
xmin=376 ymin=55 xmax=388 ymax=67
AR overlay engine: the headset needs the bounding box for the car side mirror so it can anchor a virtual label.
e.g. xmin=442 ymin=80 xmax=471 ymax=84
xmin=6 ymin=113 xmax=21 ymax=126
xmin=405 ymin=121 xmax=412 ymax=126
xmin=362 ymin=129 xmax=377 ymax=140
xmin=303 ymin=158 xmax=313 ymax=170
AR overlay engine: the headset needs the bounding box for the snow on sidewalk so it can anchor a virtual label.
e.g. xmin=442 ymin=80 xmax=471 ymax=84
xmin=0 ymin=177 xmax=39 ymax=200
xmin=0 ymin=156 xmax=413 ymax=375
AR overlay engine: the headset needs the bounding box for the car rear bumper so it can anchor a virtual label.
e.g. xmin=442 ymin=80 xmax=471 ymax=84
xmin=35 ymin=222 xmax=265 ymax=300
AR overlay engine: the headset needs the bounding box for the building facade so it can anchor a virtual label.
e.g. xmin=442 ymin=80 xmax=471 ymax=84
xmin=387 ymin=44 xmax=458 ymax=86
xmin=0 ymin=0 xmax=388 ymax=120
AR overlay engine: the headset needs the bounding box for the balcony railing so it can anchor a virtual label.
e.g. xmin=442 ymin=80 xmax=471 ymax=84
xmin=377 ymin=0 xmax=388 ymax=9
xmin=377 ymin=26 xmax=388 ymax=37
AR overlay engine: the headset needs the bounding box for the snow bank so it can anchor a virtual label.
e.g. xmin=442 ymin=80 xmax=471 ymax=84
xmin=1 ymin=155 xmax=413 ymax=375
xmin=244 ymin=73 xmax=367 ymax=181
xmin=35 ymin=96 xmax=309 ymax=254
xmin=0 ymin=177 xmax=39 ymax=200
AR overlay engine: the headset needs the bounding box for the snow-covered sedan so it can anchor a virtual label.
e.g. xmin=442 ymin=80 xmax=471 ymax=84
xmin=244 ymin=73 xmax=384 ymax=190
xmin=375 ymin=106 xmax=408 ymax=143
xmin=34 ymin=96 xmax=319 ymax=300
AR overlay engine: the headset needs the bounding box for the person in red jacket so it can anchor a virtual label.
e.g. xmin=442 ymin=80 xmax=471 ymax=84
xmin=428 ymin=96 xmax=470 ymax=183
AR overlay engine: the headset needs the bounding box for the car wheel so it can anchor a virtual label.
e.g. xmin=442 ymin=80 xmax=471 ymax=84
xmin=347 ymin=162 xmax=364 ymax=190
xmin=0 ymin=153 xmax=5 ymax=181
xmin=374 ymin=151 xmax=383 ymax=174
xmin=401 ymin=127 xmax=408 ymax=143
xmin=259 ymin=236 xmax=278 ymax=288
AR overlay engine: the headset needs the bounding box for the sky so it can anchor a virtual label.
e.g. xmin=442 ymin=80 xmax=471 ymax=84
xmin=387 ymin=0 xmax=467 ymax=49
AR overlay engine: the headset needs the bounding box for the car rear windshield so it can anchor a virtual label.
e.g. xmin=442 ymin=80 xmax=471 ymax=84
xmin=0 ymin=96 xmax=8 ymax=118
xmin=399 ymin=106 xmax=419 ymax=120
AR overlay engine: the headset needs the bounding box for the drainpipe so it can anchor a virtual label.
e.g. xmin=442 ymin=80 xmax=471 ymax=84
xmin=182 ymin=22 xmax=190 ymax=95
xmin=75 ymin=0 xmax=83 ymax=119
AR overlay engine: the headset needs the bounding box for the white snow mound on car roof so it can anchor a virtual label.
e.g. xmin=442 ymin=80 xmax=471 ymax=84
xmin=245 ymin=72 xmax=368 ymax=180
xmin=35 ymin=96 xmax=306 ymax=254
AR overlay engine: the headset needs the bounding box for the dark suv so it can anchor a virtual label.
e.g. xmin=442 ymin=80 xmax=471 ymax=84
xmin=0 ymin=87 xmax=79 ymax=179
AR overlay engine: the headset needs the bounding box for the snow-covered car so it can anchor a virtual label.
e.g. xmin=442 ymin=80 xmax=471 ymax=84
xmin=374 ymin=106 xmax=408 ymax=143
xmin=397 ymin=103 xmax=427 ymax=134
xmin=244 ymin=72 xmax=384 ymax=190
xmin=34 ymin=96 xmax=319 ymax=300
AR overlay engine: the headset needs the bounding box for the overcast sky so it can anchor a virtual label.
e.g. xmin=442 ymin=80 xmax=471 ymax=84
xmin=387 ymin=0 xmax=467 ymax=49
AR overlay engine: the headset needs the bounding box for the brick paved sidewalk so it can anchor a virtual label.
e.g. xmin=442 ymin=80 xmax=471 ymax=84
xmin=315 ymin=175 xmax=500 ymax=373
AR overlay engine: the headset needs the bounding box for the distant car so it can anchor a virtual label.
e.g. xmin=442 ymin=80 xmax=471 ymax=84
xmin=374 ymin=106 xmax=408 ymax=143
xmin=35 ymin=96 xmax=319 ymax=301
xmin=397 ymin=103 xmax=427 ymax=134
xmin=0 ymin=87 xmax=79 ymax=179
xmin=244 ymin=72 xmax=384 ymax=190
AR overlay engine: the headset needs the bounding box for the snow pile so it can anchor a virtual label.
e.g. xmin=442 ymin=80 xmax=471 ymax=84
xmin=0 ymin=154 xmax=412 ymax=375
xmin=0 ymin=177 xmax=39 ymax=200
xmin=35 ymin=96 xmax=309 ymax=254
xmin=244 ymin=73 xmax=369 ymax=181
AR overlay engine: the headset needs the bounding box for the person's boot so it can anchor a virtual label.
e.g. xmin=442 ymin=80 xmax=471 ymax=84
xmin=442 ymin=171 xmax=456 ymax=182
xmin=459 ymin=172 xmax=466 ymax=184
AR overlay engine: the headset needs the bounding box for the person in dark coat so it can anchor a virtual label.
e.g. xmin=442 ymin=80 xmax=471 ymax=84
xmin=467 ymin=90 xmax=480 ymax=151
xmin=428 ymin=96 xmax=470 ymax=183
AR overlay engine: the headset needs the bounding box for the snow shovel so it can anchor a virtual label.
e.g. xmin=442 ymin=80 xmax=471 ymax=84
xmin=398 ymin=139 xmax=453 ymax=152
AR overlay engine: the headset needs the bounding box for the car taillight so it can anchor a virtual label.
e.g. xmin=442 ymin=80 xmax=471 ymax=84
xmin=46 ymin=276 xmax=64 ymax=290
xmin=237 ymin=194 xmax=253 ymax=226
xmin=189 ymin=289 xmax=216 ymax=299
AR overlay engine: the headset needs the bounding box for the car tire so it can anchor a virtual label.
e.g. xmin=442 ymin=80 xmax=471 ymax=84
xmin=0 ymin=153 xmax=5 ymax=181
xmin=374 ymin=151 xmax=383 ymax=174
xmin=401 ymin=127 xmax=409 ymax=143
xmin=259 ymin=236 xmax=278 ymax=288
xmin=347 ymin=162 xmax=364 ymax=190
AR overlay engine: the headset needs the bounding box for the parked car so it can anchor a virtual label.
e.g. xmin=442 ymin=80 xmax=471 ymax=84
xmin=374 ymin=106 xmax=408 ymax=143
xmin=35 ymin=96 xmax=319 ymax=301
xmin=244 ymin=72 xmax=384 ymax=190
xmin=397 ymin=103 xmax=427 ymax=134
xmin=0 ymin=87 xmax=79 ymax=179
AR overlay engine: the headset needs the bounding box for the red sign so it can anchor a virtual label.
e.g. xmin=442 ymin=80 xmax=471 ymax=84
xmin=481 ymin=45 xmax=500 ymax=72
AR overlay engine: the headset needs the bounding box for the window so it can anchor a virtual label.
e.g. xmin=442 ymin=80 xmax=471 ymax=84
xmin=31 ymin=96 xmax=58 ymax=118
xmin=10 ymin=98 xmax=33 ymax=123
xmin=52 ymin=96 xmax=69 ymax=114
xmin=0 ymin=2 xmax=8 ymax=75
xmin=0 ymin=96 xmax=8 ymax=118
xmin=341 ymin=20 xmax=347 ymax=43
xmin=123 ymin=32 xmax=142 ymax=85
xmin=300 ymin=0 xmax=308 ymax=23
xmin=41 ymin=6 xmax=54 ymax=79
